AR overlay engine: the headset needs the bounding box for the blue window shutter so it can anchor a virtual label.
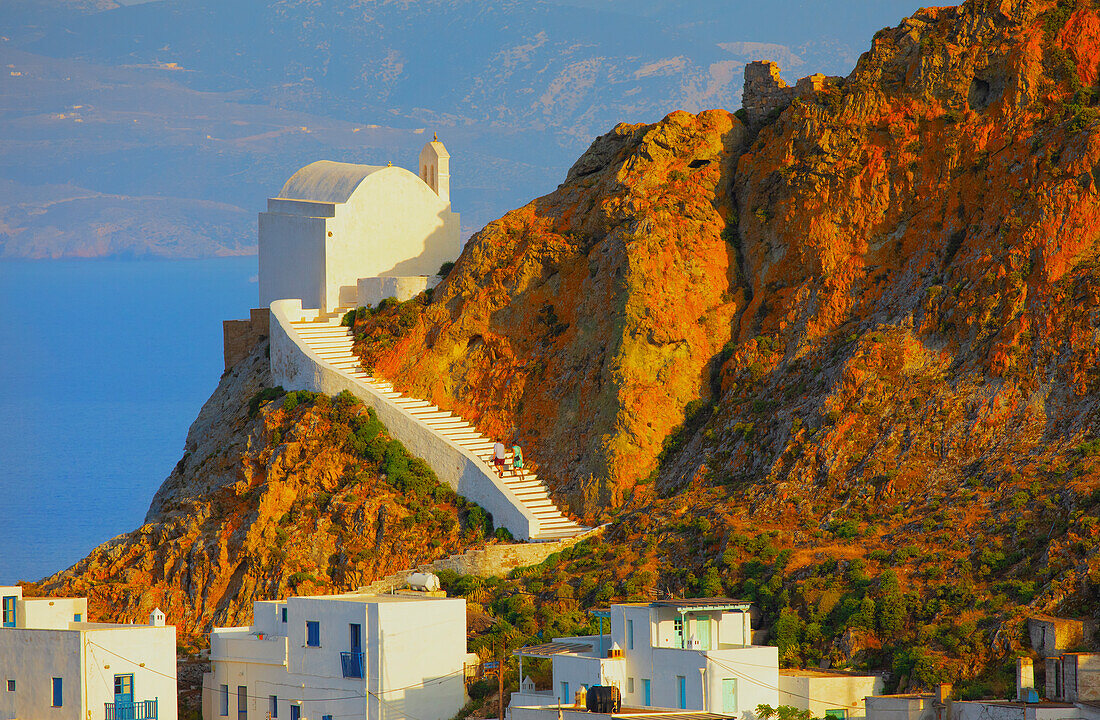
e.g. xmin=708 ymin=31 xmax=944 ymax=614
xmin=306 ymin=621 xmax=320 ymax=646
xmin=52 ymin=677 xmax=63 ymax=707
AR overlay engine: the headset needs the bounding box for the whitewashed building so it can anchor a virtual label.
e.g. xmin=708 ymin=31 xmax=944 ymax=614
xmin=778 ymin=669 xmax=883 ymax=720
xmin=511 ymin=600 xmax=883 ymax=720
xmin=258 ymin=138 xmax=460 ymax=313
xmin=512 ymin=599 xmax=778 ymax=719
xmin=203 ymin=591 xmax=473 ymax=720
xmin=0 ymin=586 xmax=177 ymax=720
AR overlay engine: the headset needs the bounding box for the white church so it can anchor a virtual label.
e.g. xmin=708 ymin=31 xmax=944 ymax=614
xmin=258 ymin=136 xmax=460 ymax=313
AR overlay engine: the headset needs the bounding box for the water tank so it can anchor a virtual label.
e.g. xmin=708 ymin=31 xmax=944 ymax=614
xmin=407 ymin=572 xmax=441 ymax=592
xmin=586 ymin=686 xmax=621 ymax=714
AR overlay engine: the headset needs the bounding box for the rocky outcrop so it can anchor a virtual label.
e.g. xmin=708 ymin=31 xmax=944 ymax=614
xmin=360 ymin=110 xmax=746 ymax=518
xmin=36 ymin=341 xmax=493 ymax=641
xmin=353 ymin=0 xmax=1100 ymax=529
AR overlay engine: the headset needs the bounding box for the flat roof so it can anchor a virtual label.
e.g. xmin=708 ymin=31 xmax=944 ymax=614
xmin=291 ymin=592 xmax=456 ymax=604
xmin=959 ymin=701 xmax=1076 ymax=709
xmin=513 ymin=707 xmax=732 ymax=720
xmin=514 ymin=642 xmax=594 ymax=658
xmin=650 ymin=598 xmax=752 ymax=612
xmin=780 ymin=669 xmax=880 ymax=678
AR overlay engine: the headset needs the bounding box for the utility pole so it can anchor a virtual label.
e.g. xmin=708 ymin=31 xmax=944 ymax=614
xmin=498 ymin=638 xmax=505 ymax=720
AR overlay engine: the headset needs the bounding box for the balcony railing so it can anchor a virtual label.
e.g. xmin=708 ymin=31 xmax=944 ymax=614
xmin=341 ymin=651 xmax=364 ymax=679
xmin=105 ymin=699 xmax=158 ymax=720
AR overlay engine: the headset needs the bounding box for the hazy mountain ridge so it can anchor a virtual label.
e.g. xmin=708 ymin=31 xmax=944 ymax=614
xmin=0 ymin=0 xmax=916 ymax=258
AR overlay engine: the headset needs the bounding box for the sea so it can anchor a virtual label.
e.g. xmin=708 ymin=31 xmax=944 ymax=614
xmin=0 ymin=257 xmax=257 ymax=584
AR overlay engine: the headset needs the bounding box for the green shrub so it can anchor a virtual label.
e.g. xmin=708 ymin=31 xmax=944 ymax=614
xmin=438 ymin=261 xmax=455 ymax=278
xmin=248 ymin=386 xmax=286 ymax=418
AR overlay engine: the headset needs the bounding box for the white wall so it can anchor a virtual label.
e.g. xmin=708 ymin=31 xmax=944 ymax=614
xmin=373 ymin=597 xmax=466 ymax=720
xmin=259 ymin=212 xmax=328 ymax=310
xmin=865 ymin=695 xmax=933 ymax=720
xmin=19 ymin=598 xmax=86 ymax=629
xmin=0 ymin=628 xmax=82 ymax=720
xmin=85 ymin=625 xmax=178 ymax=720
xmin=779 ymin=673 xmax=883 ymax=719
xmin=358 ymin=276 xmax=441 ymax=308
xmin=327 ymin=167 xmax=459 ymax=304
xmin=269 ymin=299 xmax=540 ymax=540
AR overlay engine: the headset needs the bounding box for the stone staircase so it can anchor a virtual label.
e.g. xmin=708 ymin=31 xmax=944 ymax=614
xmin=289 ymin=306 xmax=588 ymax=542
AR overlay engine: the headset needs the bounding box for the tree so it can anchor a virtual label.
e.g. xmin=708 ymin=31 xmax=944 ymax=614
xmin=756 ymin=705 xmax=817 ymax=720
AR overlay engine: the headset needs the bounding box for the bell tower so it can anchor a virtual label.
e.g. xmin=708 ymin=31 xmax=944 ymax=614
xmin=418 ymin=133 xmax=451 ymax=204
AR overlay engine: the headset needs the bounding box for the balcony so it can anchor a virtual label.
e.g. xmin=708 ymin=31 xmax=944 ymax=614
xmin=341 ymin=651 xmax=364 ymax=679
xmin=104 ymin=699 xmax=158 ymax=720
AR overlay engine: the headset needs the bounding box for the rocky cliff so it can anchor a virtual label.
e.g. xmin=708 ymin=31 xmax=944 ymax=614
xmin=354 ymin=0 xmax=1100 ymax=522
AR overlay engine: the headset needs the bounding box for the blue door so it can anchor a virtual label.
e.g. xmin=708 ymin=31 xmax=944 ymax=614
xmin=722 ymin=678 xmax=737 ymax=714
xmin=290 ymin=705 xmax=301 ymax=720
xmin=678 ymin=676 xmax=686 ymax=709
xmin=114 ymin=675 xmax=134 ymax=720
xmin=642 ymin=679 xmax=651 ymax=706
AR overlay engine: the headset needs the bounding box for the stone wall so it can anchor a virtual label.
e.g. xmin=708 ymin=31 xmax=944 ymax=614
xmin=742 ymin=60 xmax=837 ymax=127
xmin=358 ymin=527 xmax=605 ymax=594
xmin=222 ymin=308 xmax=270 ymax=371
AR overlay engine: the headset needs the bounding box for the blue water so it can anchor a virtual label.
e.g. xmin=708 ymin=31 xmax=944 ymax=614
xmin=0 ymin=257 xmax=257 ymax=583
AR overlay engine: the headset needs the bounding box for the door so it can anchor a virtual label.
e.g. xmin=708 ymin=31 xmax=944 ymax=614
xmin=114 ymin=674 xmax=134 ymax=720
xmin=350 ymin=623 xmax=362 ymax=652
xmin=722 ymin=678 xmax=737 ymax=714
xmin=290 ymin=705 xmax=301 ymax=720
xmin=678 ymin=676 xmax=686 ymax=709
xmin=696 ymin=617 xmax=711 ymax=649
xmin=643 ymin=679 xmax=651 ymax=706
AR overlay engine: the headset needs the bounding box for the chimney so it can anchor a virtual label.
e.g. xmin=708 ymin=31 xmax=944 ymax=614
xmin=936 ymin=684 xmax=952 ymax=704
xmin=1016 ymin=658 xmax=1034 ymax=701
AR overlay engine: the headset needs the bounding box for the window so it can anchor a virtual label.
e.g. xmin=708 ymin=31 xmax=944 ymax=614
xmin=238 ymin=685 xmax=247 ymax=720
xmin=290 ymin=705 xmax=301 ymax=720
xmin=627 ymin=619 xmax=634 ymax=650
xmin=627 ymin=678 xmax=634 ymax=694
xmin=2 ymin=596 xmax=15 ymax=627
xmin=306 ymin=621 xmax=320 ymax=647
xmin=674 ymin=616 xmax=684 ymax=648
xmin=560 ymin=682 xmax=570 ymax=704
xmin=73 ymin=614 xmax=81 ymax=622
xmin=52 ymin=677 xmax=63 ymax=707
xmin=825 ymin=711 xmax=847 ymax=720
xmin=270 ymin=696 xmax=278 ymax=718
xmin=220 ymin=684 xmax=229 ymax=716
xmin=6 ymin=680 xmax=14 ymax=692
xmin=677 ymin=675 xmax=686 ymax=709
xmin=322 ymin=716 xmax=333 ymax=720
xmin=642 ymin=679 xmax=651 ymax=706
xmin=281 ymin=608 xmax=287 ymax=623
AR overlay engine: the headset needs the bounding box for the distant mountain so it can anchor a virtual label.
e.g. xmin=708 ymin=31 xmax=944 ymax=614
xmin=0 ymin=0 xmax=928 ymax=258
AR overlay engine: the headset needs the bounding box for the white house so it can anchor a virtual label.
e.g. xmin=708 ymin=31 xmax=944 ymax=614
xmin=203 ymin=591 xmax=473 ymax=720
xmin=511 ymin=599 xmax=778 ymax=719
xmin=778 ymin=669 xmax=883 ymax=720
xmin=259 ymin=137 xmax=460 ymax=313
xmin=0 ymin=586 xmax=177 ymax=720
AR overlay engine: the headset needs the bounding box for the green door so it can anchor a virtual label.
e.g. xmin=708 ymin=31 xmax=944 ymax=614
xmin=722 ymin=678 xmax=737 ymax=714
xmin=696 ymin=617 xmax=711 ymax=649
